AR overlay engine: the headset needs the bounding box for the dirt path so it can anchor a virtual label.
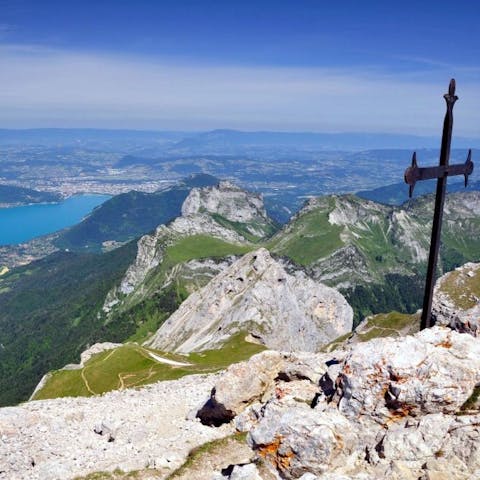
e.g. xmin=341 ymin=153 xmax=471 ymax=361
xmin=81 ymin=368 xmax=96 ymax=395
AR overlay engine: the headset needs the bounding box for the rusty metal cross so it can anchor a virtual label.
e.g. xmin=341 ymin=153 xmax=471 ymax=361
xmin=404 ymin=79 xmax=474 ymax=330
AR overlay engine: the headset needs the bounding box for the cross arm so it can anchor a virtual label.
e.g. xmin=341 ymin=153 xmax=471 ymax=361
xmin=404 ymin=149 xmax=474 ymax=197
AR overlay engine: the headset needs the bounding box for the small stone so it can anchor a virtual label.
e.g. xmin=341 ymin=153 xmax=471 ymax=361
xmin=229 ymin=463 xmax=263 ymax=480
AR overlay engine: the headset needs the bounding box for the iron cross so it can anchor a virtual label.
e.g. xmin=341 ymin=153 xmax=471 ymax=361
xmin=404 ymin=79 xmax=474 ymax=330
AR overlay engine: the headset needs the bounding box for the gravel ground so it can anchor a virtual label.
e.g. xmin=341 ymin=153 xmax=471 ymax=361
xmin=0 ymin=373 xmax=232 ymax=480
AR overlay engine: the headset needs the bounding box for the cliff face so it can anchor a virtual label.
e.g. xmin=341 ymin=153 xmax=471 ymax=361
xmin=146 ymin=248 xmax=353 ymax=353
xmin=181 ymin=180 xmax=271 ymax=227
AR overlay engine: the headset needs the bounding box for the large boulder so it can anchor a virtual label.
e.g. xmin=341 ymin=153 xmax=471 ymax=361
xmin=334 ymin=327 xmax=480 ymax=419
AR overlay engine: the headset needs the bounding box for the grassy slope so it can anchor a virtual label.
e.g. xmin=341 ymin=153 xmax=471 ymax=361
xmin=166 ymin=235 xmax=253 ymax=263
xmin=437 ymin=265 xmax=480 ymax=310
xmin=268 ymin=199 xmax=343 ymax=265
xmin=33 ymin=333 xmax=265 ymax=400
xmin=323 ymin=311 xmax=419 ymax=352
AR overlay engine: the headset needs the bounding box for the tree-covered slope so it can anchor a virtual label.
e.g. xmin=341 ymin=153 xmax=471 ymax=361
xmin=0 ymin=184 xmax=61 ymax=207
xmin=0 ymin=243 xmax=140 ymax=406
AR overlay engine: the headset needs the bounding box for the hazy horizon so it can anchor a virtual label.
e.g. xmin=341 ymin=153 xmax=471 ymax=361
xmin=1 ymin=1 xmax=479 ymax=136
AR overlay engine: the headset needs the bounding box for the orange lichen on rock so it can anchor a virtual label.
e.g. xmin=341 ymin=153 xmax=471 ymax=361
xmin=436 ymin=338 xmax=453 ymax=348
xmin=257 ymin=435 xmax=295 ymax=471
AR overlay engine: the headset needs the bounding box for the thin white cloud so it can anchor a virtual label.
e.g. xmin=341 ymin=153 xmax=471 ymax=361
xmin=0 ymin=44 xmax=479 ymax=135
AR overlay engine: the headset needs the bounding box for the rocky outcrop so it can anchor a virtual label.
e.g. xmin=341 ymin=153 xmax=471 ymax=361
xmin=145 ymin=248 xmax=353 ymax=353
xmin=181 ymin=180 xmax=269 ymax=224
xmin=107 ymin=180 xmax=275 ymax=301
xmin=198 ymin=326 xmax=480 ymax=480
xmin=118 ymin=229 xmax=163 ymax=295
xmin=2 ymin=325 xmax=479 ymax=479
xmin=308 ymin=244 xmax=371 ymax=290
xmin=433 ymin=262 xmax=480 ymax=336
xmin=117 ymin=214 xmax=246 ymax=296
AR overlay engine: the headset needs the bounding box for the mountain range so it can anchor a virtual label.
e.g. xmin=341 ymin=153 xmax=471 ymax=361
xmin=2 ymin=178 xmax=480 ymax=407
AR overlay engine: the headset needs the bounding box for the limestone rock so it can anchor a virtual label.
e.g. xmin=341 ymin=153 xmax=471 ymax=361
xmin=205 ymin=326 xmax=480 ymax=480
xmin=432 ymin=262 xmax=480 ymax=336
xmin=146 ymin=248 xmax=353 ymax=353
xmin=228 ymin=463 xmax=264 ymax=480
xmin=248 ymin=402 xmax=359 ymax=480
xmin=197 ymin=351 xmax=284 ymax=426
xmin=334 ymin=327 xmax=480 ymax=419
xmin=181 ymin=181 xmax=269 ymax=225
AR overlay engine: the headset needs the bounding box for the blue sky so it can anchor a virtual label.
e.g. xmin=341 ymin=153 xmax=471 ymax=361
xmin=1 ymin=0 xmax=479 ymax=134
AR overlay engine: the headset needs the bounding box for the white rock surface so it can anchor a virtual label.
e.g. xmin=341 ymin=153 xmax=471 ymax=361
xmin=433 ymin=262 xmax=480 ymax=336
xmin=146 ymin=248 xmax=353 ymax=353
xmin=0 ymin=373 xmax=231 ymax=480
xmin=335 ymin=327 xmax=480 ymax=419
xmin=200 ymin=326 xmax=480 ymax=480
xmin=181 ymin=181 xmax=269 ymax=224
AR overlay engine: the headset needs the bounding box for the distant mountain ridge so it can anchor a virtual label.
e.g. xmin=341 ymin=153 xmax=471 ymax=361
xmin=159 ymin=129 xmax=480 ymax=152
xmin=2 ymin=127 xmax=480 ymax=150
xmin=357 ymin=178 xmax=480 ymax=205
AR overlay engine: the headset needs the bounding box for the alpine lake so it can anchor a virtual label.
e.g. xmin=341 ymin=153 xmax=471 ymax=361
xmin=0 ymin=194 xmax=110 ymax=246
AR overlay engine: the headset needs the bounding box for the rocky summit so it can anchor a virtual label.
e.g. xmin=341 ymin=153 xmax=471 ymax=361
xmin=145 ymin=248 xmax=353 ymax=353
xmin=197 ymin=326 xmax=480 ymax=480
xmin=0 ymin=374 xmax=233 ymax=480
xmin=181 ymin=180 xmax=271 ymax=227
xmin=2 ymin=325 xmax=479 ymax=479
